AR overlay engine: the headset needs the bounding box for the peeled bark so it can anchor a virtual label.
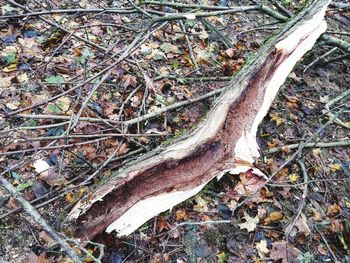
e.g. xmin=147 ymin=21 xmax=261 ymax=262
xmin=67 ymin=0 xmax=331 ymax=241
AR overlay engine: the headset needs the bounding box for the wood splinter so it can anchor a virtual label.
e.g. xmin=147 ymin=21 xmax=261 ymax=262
xmin=66 ymin=0 xmax=331 ymax=241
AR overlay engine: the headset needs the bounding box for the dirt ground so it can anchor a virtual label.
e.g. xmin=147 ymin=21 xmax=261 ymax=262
xmin=0 ymin=0 xmax=349 ymax=262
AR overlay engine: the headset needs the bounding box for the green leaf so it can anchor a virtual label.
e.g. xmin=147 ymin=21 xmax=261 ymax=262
xmin=29 ymin=120 xmax=37 ymax=127
xmin=160 ymin=43 xmax=173 ymax=54
xmin=171 ymin=60 xmax=180 ymax=70
xmin=4 ymin=53 xmax=17 ymax=64
xmin=11 ymin=171 xmax=21 ymax=180
xmin=75 ymin=48 xmax=94 ymax=65
xmin=17 ymin=180 xmax=34 ymax=191
xmin=1 ymin=4 xmax=18 ymax=14
xmin=282 ymin=0 xmax=292 ymax=6
xmin=45 ymin=75 xmax=64 ymax=85
xmin=47 ymin=103 xmax=62 ymax=113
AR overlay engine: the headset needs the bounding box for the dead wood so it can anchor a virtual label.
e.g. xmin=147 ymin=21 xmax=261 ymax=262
xmin=66 ymin=0 xmax=331 ymax=241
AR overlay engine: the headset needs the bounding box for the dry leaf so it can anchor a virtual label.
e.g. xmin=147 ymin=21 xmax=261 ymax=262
xmin=329 ymin=163 xmax=341 ymax=172
xmin=270 ymin=240 xmax=300 ymax=263
xmin=311 ymin=208 xmax=323 ymax=221
xmin=39 ymin=231 xmax=56 ymax=247
xmin=39 ymin=167 xmax=68 ymax=186
xmin=255 ymin=240 xmax=269 ymax=258
xmin=144 ymin=73 xmax=156 ymax=93
xmin=294 ymin=213 xmax=311 ymax=236
xmin=264 ymin=211 xmax=283 ymax=225
xmin=285 ymin=213 xmax=310 ymax=237
xmin=238 ymin=212 xmax=259 ymax=232
xmin=176 ymin=209 xmax=188 ymax=221
xmin=193 ymin=195 xmax=208 ymax=212
xmin=33 ymin=159 xmax=51 ymax=176
xmin=270 ymin=112 xmax=283 ymax=126
xmin=327 ymin=204 xmax=341 ymax=216
xmin=289 ymin=173 xmax=299 ymax=182
xmin=120 ymin=74 xmax=137 ymax=88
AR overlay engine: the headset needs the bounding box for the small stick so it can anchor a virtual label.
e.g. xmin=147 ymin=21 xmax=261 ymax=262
xmin=127 ymin=0 xmax=152 ymax=18
xmin=153 ymin=6 xmax=261 ymax=23
xmin=169 ymin=219 xmax=233 ymax=232
xmin=123 ymin=87 xmax=224 ymax=126
xmin=180 ymin=20 xmax=200 ymax=69
xmin=117 ymin=85 xmax=141 ymax=120
xmin=265 ymin=139 xmax=350 ymax=154
xmin=326 ymin=30 xmax=350 ymax=36
xmin=12 ymin=133 xmax=168 ymax=142
xmin=315 ymin=226 xmax=339 ymax=262
xmin=12 ymin=87 xmax=224 ymax=127
xmin=239 ymin=25 xmax=280 ymax=35
xmin=326 ymin=88 xmax=350 ymax=109
xmin=303 ymin=47 xmax=338 ymax=73
xmin=0 ymin=7 xmax=136 ymax=18
xmin=198 ymin=17 xmax=233 ymax=49
xmin=143 ymin=1 xmax=256 ymax=11
xmin=1 ymin=137 xmax=111 ymax=156
xmin=82 ymin=142 xmax=123 ymax=184
xmin=267 ymin=178 xmax=347 ymax=188
xmin=269 ymin=0 xmax=293 ymax=17
xmin=284 ymin=158 xmax=308 ymax=236
xmin=0 ymin=121 xmax=70 ymax=134
xmin=325 ymin=89 xmax=350 ymax=129
xmin=0 ymin=169 xmax=82 ymax=262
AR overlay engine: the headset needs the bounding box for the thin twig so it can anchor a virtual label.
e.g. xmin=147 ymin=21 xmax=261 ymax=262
xmin=0 ymin=7 xmax=136 ymax=18
xmin=179 ymin=20 xmax=199 ymax=70
xmin=198 ymin=17 xmax=233 ymax=49
xmin=12 ymin=87 xmax=224 ymax=127
xmin=303 ymin=47 xmax=338 ymax=73
xmin=123 ymin=87 xmax=224 ymax=126
xmin=153 ymin=6 xmax=260 ymax=23
xmin=284 ymin=158 xmax=309 ymax=237
xmin=267 ymin=178 xmax=347 ymax=188
xmin=326 ymin=30 xmax=350 ymax=36
xmin=0 ymin=168 xmax=82 ymax=262
xmin=265 ymin=139 xmax=350 ymax=154
xmin=315 ymin=226 xmax=339 ymax=262
xmin=1 ymin=137 xmax=111 ymax=156
xmin=12 ymin=133 xmax=168 ymax=142
xmin=82 ymin=141 xmax=123 ymax=184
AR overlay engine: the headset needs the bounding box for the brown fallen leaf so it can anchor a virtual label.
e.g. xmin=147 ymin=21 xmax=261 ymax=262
xmin=285 ymin=213 xmax=311 ymax=237
xmin=176 ymin=208 xmax=188 ymax=221
xmin=143 ymin=73 xmax=157 ymax=94
xmin=327 ymin=204 xmax=341 ymax=216
xmin=311 ymin=208 xmax=323 ymax=221
xmin=23 ymin=251 xmax=54 ymax=263
xmin=264 ymin=211 xmax=283 ymax=225
xmin=270 ymin=240 xmax=301 ymax=263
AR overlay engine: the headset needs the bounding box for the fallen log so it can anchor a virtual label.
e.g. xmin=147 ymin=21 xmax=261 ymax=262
xmin=66 ymin=0 xmax=331 ymax=241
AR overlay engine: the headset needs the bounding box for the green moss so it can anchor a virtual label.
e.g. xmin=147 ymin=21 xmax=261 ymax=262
xmin=205 ymin=227 xmax=224 ymax=248
xmin=161 ymin=128 xmax=189 ymax=146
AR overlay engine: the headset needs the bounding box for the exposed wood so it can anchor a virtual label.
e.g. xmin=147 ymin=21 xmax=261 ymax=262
xmin=66 ymin=0 xmax=331 ymax=241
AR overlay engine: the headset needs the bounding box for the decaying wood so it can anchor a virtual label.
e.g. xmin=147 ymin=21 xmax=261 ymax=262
xmin=67 ymin=0 xmax=331 ymax=241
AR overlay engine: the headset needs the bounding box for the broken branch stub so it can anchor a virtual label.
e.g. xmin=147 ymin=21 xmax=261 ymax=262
xmin=66 ymin=0 xmax=331 ymax=241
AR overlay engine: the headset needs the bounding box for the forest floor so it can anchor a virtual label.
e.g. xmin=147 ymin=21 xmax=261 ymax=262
xmin=0 ymin=0 xmax=349 ymax=262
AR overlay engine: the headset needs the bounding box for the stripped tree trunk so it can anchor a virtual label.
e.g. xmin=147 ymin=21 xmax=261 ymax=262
xmin=67 ymin=0 xmax=331 ymax=241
